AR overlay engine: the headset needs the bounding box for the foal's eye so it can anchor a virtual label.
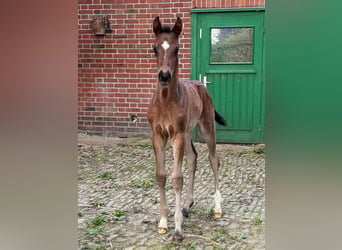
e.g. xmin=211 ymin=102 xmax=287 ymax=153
xmin=174 ymin=46 xmax=179 ymax=55
xmin=153 ymin=46 xmax=157 ymax=55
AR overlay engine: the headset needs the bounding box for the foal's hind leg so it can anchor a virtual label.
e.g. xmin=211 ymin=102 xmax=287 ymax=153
xmin=182 ymin=135 xmax=197 ymax=218
xmin=198 ymin=120 xmax=223 ymax=218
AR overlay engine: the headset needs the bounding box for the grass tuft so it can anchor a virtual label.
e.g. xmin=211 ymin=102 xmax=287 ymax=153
xmin=97 ymin=171 xmax=115 ymax=180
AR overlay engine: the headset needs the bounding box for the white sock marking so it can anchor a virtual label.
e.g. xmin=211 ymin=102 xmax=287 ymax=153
xmin=214 ymin=190 xmax=222 ymax=213
xmin=158 ymin=216 xmax=168 ymax=229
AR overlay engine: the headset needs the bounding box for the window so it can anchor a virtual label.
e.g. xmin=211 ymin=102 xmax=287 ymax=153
xmin=211 ymin=27 xmax=254 ymax=63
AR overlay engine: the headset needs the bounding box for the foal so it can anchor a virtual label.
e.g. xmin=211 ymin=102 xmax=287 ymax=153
xmin=147 ymin=16 xmax=226 ymax=242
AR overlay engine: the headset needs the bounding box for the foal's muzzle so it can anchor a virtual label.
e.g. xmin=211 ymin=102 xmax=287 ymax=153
xmin=158 ymin=71 xmax=171 ymax=85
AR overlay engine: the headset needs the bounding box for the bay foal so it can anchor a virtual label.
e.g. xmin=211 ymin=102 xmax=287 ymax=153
xmin=147 ymin=16 xmax=226 ymax=242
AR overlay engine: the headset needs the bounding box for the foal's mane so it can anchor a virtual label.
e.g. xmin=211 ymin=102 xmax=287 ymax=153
xmin=159 ymin=26 xmax=172 ymax=33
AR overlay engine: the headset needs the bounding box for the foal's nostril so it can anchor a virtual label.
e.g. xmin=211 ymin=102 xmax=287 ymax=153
xmin=158 ymin=71 xmax=171 ymax=82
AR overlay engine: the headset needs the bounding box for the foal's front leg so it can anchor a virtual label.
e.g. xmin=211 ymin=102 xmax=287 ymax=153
xmin=170 ymin=133 xmax=185 ymax=242
xmin=152 ymin=132 xmax=168 ymax=234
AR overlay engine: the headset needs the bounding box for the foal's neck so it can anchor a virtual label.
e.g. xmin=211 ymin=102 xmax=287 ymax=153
xmin=157 ymin=73 xmax=181 ymax=102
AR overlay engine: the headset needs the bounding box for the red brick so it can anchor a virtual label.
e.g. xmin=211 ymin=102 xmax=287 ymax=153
xmin=78 ymin=0 xmax=92 ymax=4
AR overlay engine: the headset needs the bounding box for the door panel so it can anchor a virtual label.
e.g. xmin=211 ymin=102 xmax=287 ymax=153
xmin=192 ymin=10 xmax=265 ymax=143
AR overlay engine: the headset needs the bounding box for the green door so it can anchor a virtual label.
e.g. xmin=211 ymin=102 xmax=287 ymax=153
xmin=191 ymin=9 xmax=265 ymax=143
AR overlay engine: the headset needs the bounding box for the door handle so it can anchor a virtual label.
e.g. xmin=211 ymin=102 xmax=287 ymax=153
xmin=203 ymin=76 xmax=211 ymax=88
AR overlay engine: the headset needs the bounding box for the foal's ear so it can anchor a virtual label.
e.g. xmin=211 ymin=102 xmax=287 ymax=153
xmin=172 ymin=17 xmax=182 ymax=37
xmin=153 ymin=16 xmax=162 ymax=36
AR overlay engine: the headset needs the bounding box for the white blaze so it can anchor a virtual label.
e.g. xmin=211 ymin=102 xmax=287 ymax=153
xmin=161 ymin=40 xmax=170 ymax=51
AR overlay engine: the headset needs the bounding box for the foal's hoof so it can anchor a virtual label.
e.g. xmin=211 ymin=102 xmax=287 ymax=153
xmin=157 ymin=227 xmax=167 ymax=234
xmin=182 ymin=208 xmax=190 ymax=218
xmin=214 ymin=212 xmax=222 ymax=219
xmin=182 ymin=201 xmax=194 ymax=218
xmin=172 ymin=231 xmax=183 ymax=242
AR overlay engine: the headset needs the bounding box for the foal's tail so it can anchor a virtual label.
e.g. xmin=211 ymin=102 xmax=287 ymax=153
xmin=214 ymin=110 xmax=227 ymax=126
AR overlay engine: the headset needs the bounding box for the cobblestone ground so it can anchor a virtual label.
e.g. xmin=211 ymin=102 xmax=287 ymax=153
xmin=78 ymin=134 xmax=265 ymax=250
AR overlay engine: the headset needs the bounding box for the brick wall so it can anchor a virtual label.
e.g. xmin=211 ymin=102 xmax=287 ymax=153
xmin=78 ymin=0 xmax=265 ymax=137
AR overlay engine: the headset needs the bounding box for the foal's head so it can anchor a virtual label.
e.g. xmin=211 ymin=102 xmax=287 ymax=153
xmin=152 ymin=16 xmax=182 ymax=86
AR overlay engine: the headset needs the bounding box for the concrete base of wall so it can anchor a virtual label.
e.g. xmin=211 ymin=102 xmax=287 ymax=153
xmin=78 ymin=130 xmax=152 ymax=139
